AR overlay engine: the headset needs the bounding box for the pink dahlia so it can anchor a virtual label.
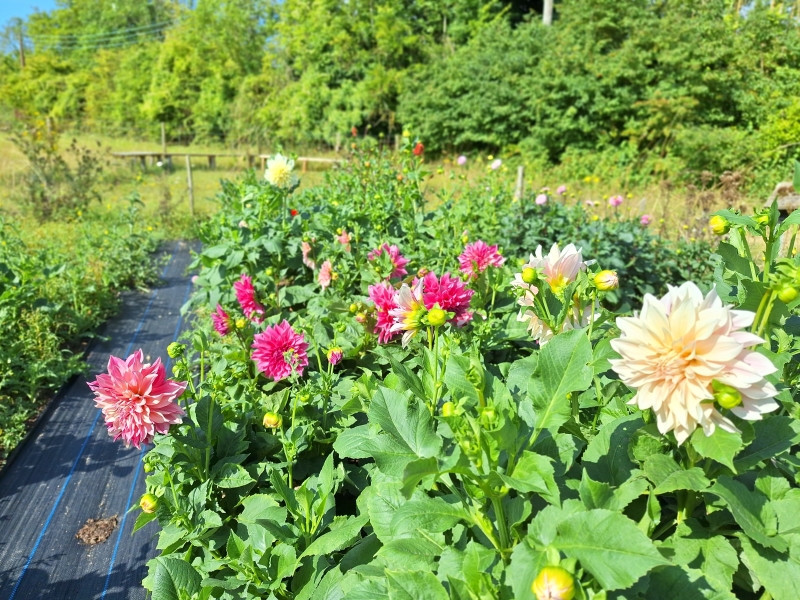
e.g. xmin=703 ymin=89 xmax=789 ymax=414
xmin=609 ymin=195 xmax=623 ymax=207
xmin=301 ymin=241 xmax=316 ymax=270
xmin=369 ymin=281 xmax=399 ymax=343
xmin=422 ymin=272 xmax=474 ymax=326
xmin=212 ymin=304 xmax=231 ymax=336
xmin=327 ymin=347 xmax=343 ymax=366
xmin=557 ymin=185 xmax=567 ymax=195
xmin=368 ymin=243 xmax=410 ymax=279
xmin=535 ymin=194 xmax=548 ymax=205
xmin=234 ymin=274 xmax=265 ymax=323
xmin=459 ymin=240 xmax=505 ymax=280
xmin=337 ymin=230 xmax=351 ymax=252
xmin=319 ymin=260 xmax=333 ymax=290
xmin=88 ymin=350 xmax=186 ymax=449
xmin=640 ymin=214 xmax=652 ymax=226
xmin=252 ymin=320 xmax=309 ymax=381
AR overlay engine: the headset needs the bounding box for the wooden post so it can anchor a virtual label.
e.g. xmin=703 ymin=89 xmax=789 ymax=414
xmin=161 ymin=122 xmax=167 ymax=159
xmin=543 ymin=0 xmax=554 ymax=25
xmin=514 ymin=166 xmax=525 ymax=200
xmin=394 ymin=134 xmax=401 ymax=150
xmin=45 ymin=117 xmax=52 ymax=136
xmin=17 ymin=22 xmax=26 ymax=69
xmin=302 ymin=159 xmax=308 ymax=173
xmin=185 ymin=155 xmax=195 ymax=217
xmin=208 ymin=155 xmax=216 ymax=170
xmin=334 ymin=131 xmax=341 ymax=153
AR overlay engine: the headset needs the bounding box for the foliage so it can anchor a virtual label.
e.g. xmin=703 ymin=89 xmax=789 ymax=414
xmin=131 ymin=145 xmax=800 ymax=599
xmin=0 ymin=196 xmax=161 ymax=463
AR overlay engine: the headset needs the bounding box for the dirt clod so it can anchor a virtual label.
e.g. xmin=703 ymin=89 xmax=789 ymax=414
xmin=76 ymin=515 xmax=118 ymax=545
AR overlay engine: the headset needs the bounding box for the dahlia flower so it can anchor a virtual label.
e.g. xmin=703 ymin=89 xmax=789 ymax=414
xmin=239 ymin=220 xmax=248 ymax=228
xmin=234 ymin=274 xmax=265 ymax=323
xmin=369 ymin=281 xmax=399 ymax=343
xmin=490 ymin=159 xmax=502 ymax=170
xmin=421 ymin=272 xmax=474 ymax=326
xmin=640 ymin=214 xmax=652 ymax=226
xmin=265 ymin=153 xmax=294 ymax=188
xmin=609 ymin=195 xmax=623 ymax=207
xmin=327 ymin=347 xmax=343 ymax=365
xmin=368 ymin=243 xmax=410 ymax=279
xmin=557 ymin=185 xmax=567 ymax=195
xmin=413 ymin=142 xmax=424 ymax=156
xmin=319 ymin=260 xmax=333 ymax=290
xmin=535 ymin=194 xmax=548 ymax=205
xmin=459 ymin=240 xmax=505 ymax=280
xmin=252 ymin=320 xmax=309 ymax=381
xmin=457 ymin=155 xmax=467 ymax=166
xmin=301 ymin=241 xmax=316 ymax=270
xmin=88 ymin=350 xmax=186 ymax=449
xmin=610 ymin=282 xmax=779 ymax=445
xmin=390 ymin=280 xmax=428 ymax=346
xmin=211 ymin=304 xmax=231 ymax=336
xmin=512 ymin=243 xmax=591 ymax=296
xmin=518 ymin=303 xmax=596 ymax=346
xmin=337 ymin=229 xmax=351 ymax=252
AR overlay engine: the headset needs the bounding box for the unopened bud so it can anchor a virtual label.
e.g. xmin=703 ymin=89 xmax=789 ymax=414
xmin=349 ymin=303 xmax=359 ymax=313
xmin=327 ymin=347 xmax=343 ymax=365
xmin=754 ymin=214 xmax=770 ymax=227
xmin=140 ymin=493 xmax=158 ymax=514
xmin=521 ymin=267 xmax=537 ymax=285
xmin=263 ymin=412 xmax=282 ymax=428
xmin=709 ymin=215 xmax=730 ymax=236
xmin=712 ymin=380 xmax=742 ymax=409
xmin=441 ymin=402 xmax=456 ymax=417
xmin=594 ymin=270 xmax=619 ymax=291
xmin=427 ymin=307 xmax=447 ymax=327
xmin=235 ymin=318 xmax=247 ymax=329
xmin=532 ymin=566 xmax=575 ymax=600
xmin=166 ymin=342 xmax=185 ymax=359
xmin=265 ymin=267 xmax=274 ymax=277
xmin=778 ymin=285 xmax=799 ymax=304
xmin=355 ymin=312 xmax=367 ymax=324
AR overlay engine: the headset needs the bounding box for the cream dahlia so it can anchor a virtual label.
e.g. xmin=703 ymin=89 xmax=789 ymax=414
xmin=265 ymin=153 xmax=294 ymax=188
xmin=88 ymin=350 xmax=187 ymax=449
xmin=513 ymin=243 xmax=591 ymax=296
xmin=610 ymin=282 xmax=779 ymax=445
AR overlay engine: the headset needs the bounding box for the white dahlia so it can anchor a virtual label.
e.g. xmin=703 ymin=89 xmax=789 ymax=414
xmin=265 ymin=153 xmax=295 ymax=188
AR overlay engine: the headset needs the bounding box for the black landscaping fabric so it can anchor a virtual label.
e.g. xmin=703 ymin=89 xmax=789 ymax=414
xmin=0 ymin=241 xmax=195 ymax=600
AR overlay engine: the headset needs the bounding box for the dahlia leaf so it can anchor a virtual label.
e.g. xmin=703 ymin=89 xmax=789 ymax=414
xmin=645 ymin=565 xmax=723 ymax=600
xmin=507 ymin=540 xmax=548 ymax=600
xmin=690 ymin=427 xmax=742 ymax=473
xmin=738 ymin=534 xmax=800 ymax=600
xmin=390 ymin=496 xmax=470 ymax=537
xmin=385 ymin=570 xmax=449 ymax=600
xmin=644 ymin=454 xmax=710 ymax=495
xmin=368 ymin=386 xmax=442 ymax=460
xmin=152 ymin=556 xmax=202 ymax=600
xmin=733 ymin=417 xmax=800 ymax=472
xmin=583 ymin=414 xmax=644 ymax=487
xmin=500 ymin=451 xmax=560 ymax=505
xmin=300 ymin=514 xmax=368 ymax=558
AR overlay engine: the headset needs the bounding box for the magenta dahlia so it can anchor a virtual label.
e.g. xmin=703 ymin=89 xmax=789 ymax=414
xmin=212 ymin=304 xmax=231 ymax=336
xmin=368 ymin=243 xmax=410 ymax=279
xmin=458 ymin=240 xmax=505 ymax=280
xmin=368 ymin=281 xmax=399 ymax=343
xmin=88 ymin=350 xmax=187 ymax=449
xmin=422 ymin=272 xmax=474 ymax=325
xmin=234 ymin=274 xmax=265 ymax=323
xmin=252 ymin=320 xmax=309 ymax=381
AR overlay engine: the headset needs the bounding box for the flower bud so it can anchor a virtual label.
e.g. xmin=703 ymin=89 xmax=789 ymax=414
xmin=532 ymin=566 xmax=575 ymax=600
xmin=427 ymin=307 xmax=447 ymax=327
xmin=140 ymin=493 xmax=158 ymax=514
xmin=441 ymin=401 xmax=456 ymax=417
xmin=594 ymin=270 xmax=619 ymax=291
xmin=461 ymin=235 xmax=469 ymax=244
xmin=521 ymin=267 xmax=537 ymax=285
xmin=480 ymin=407 xmax=497 ymax=427
xmin=263 ymin=412 xmax=282 ymax=429
xmin=335 ymin=322 xmax=347 ymax=333
xmin=754 ymin=214 xmax=770 ymax=227
xmin=143 ymin=462 xmax=154 ymax=473
xmin=327 ymin=347 xmax=343 ymax=365
xmin=265 ymin=267 xmax=274 ymax=277
xmin=355 ymin=312 xmax=367 ymax=324
xmin=709 ymin=215 xmax=730 ymax=236
xmin=349 ymin=303 xmax=359 ymax=313
xmin=778 ymin=285 xmax=799 ymax=304
xmin=166 ymin=342 xmax=185 ymax=359
xmin=235 ymin=318 xmax=247 ymax=329
xmin=712 ymin=380 xmax=742 ymax=409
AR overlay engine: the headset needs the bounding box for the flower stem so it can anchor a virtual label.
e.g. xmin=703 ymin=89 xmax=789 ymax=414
xmin=588 ymin=289 xmax=597 ymax=340
xmin=205 ymin=395 xmax=214 ymax=479
xmin=491 ymin=495 xmax=511 ymax=553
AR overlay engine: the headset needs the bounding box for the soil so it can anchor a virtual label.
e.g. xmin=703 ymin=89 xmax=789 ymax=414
xmin=75 ymin=515 xmax=118 ymax=545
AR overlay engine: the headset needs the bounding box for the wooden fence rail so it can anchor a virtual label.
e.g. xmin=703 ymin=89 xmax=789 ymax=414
xmin=110 ymin=151 xmax=344 ymax=173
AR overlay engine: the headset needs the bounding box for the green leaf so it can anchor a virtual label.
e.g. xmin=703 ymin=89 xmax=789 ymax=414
xmin=444 ymin=353 xmax=482 ymax=406
xmin=583 ymin=414 xmax=644 ymax=486
xmin=152 ymin=556 xmax=202 ymax=600
xmin=690 ymin=427 xmax=742 ymax=472
xmin=714 ymin=242 xmax=754 ymax=278
xmin=132 ymin=510 xmax=157 ymax=533
xmin=528 ymin=329 xmax=593 ymax=433
xmin=590 ymin=338 xmax=619 ymax=375
xmin=507 ymin=540 xmax=548 ymax=600
xmin=238 ymin=494 xmax=287 ymax=526
xmin=734 ymin=417 xmax=800 ymax=471
xmin=506 ymin=354 xmax=538 ymax=398
xmin=739 ymin=535 xmax=800 ymax=600
xmin=401 ymin=457 xmax=439 ymax=498
xmin=333 ymin=424 xmax=374 ymax=459
xmin=554 ymin=509 xmax=670 ymax=590
xmin=368 ymin=387 xmax=442 ymax=459
xmin=645 ymin=565 xmax=722 ymax=600
xmin=500 ymin=451 xmax=559 ymax=504
xmin=301 ymin=514 xmax=368 ymax=558
xmin=644 ymin=454 xmax=710 ymax=495
xmin=707 ymin=476 xmax=786 ymax=551
xmin=390 ymin=496 xmax=470 ymax=536
xmin=214 ymin=463 xmax=255 ymax=488
xmin=385 ymin=570 xmax=449 ymax=600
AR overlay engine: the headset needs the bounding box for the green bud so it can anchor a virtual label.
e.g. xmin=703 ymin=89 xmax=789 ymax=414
xmin=235 ymin=318 xmax=247 ymax=329
xmin=712 ymin=380 xmax=742 ymax=410
xmin=349 ymin=303 xmax=359 ymax=313
xmin=480 ymin=407 xmax=497 ymax=427
xmin=166 ymin=342 xmax=185 ymax=359
xmin=532 ymin=566 xmax=575 ymax=600
xmin=778 ymin=285 xmax=799 ymax=304
xmin=427 ymin=307 xmax=447 ymax=327
xmin=709 ymin=215 xmax=730 ymax=236
xmin=140 ymin=493 xmax=158 ymax=514
xmin=521 ymin=267 xmax=537 ymax=284
xmin=265 ymin=267 xmax=274 ymax=277
xmin=594 ymin=270 xmax=619 ymax=291
xmin=754 ymin=213 xmax=770 ymax=227
xmin=441 ymin=401 xmax=456 ymax=417
xmin=263 ymin=412 xmax=282 ymax=428
xmin=143 ymin=462 xmax=154 ymax=473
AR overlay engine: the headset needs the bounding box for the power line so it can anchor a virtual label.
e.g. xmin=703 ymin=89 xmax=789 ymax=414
xmin=26 ymin=20 xmax=174 ymax=42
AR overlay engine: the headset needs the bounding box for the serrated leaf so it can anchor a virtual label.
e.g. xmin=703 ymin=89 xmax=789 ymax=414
xmin=739 ymin=534 xmax=800 ymax=600
xmin=690 ymin=428 xmax=742 ymax=472
xmin=507 ymin=540 xmax=548 ymax=600
xmin=152 ymin=556 xmax=202 ymax=600
xmin=500 ymin=451 xmax=559 ymax=504
xmin=583 ymin=414 xmax=644 ymax=486
xmin=390 ymin=496 xmax=470 ymax=536
xmin=385 ymin=570 xmax=449 ymax=600
xmin=734 ymin=417 xmax=800 ymax=471
xmin=301 ymin=514 xmax=368 ymax=558
xmin=368 ymin=387 xmax=442 ymax=459
xmin=644 ymin=454 xmax=710 ymax=495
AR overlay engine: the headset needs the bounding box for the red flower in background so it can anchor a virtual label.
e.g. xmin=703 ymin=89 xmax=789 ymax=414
xmin=413 ymin=142 xmax=424 ymax=156
xmin=290 ymin=209 xmax=299 ymax=217
xmin=351 ymin=126 xmax=358 ymax=137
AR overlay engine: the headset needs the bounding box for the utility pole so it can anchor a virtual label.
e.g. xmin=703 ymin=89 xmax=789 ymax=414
xmin=543 ymin=0 xmax=554 ymax=25
xmin=16 ymin=19 xmax=26 ymax=68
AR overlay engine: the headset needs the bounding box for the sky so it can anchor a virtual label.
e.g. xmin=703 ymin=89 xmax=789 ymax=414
xmin=0 ymin=1 xmax=57 ymax=27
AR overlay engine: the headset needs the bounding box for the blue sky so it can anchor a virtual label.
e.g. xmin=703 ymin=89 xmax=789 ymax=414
xmin=0 ymin=1 xmax=57 ymax=27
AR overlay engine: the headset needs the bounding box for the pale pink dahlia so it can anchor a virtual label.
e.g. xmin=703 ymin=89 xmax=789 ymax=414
xmin=422 ymin=272 xmax=474 ymax=326
xmin=390 ymin=280 xmax=428 ymax=346
xmin=212 ymin=304 xmax=231 ymax=336
xmin=301 ymin=241 xmax=316 ymax=270
xmin=88 ymin=350 xmax=186 ymax=449
xmin=234 ymin=274 xmax=265 ymax=323
xmin=512 ymin=243 xmax=591 ymax=296
xmin=252 ymin=320 xmax=309 ymax=381
xmin=535 ymin=194 xmax=548 ymax=205
xmin=368 ymin=243 xmax=410 ymax=279
xmin=610 ymin=282 xmax=779 ymax=445
xmin=640 ymin=214 xmax=652 ymax=226
xmin=319 ymin=260 xmax=333 ymax=290
xmin=557 ymin=185 xmax=567 ymax=195
xmin=368 ymin=281 xmax=399 ymax=343
xmin=337 ymin=230 xmax=351 ymax=252
xmin=459 ymin=240 xmax=505 ymax=280
xmin=609 ymin=195 xmax=623 ymax=207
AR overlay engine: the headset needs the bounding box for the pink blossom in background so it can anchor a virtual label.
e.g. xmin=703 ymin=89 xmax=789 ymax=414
xmin=368 ymin=281 xmax=399 ymax=343
xmin=337 ymin=230 xmax=351 ymax=252
xmin=234 ymin=274 xmax=265 ymax=323
xmin=535 ymin=194 xmax=548 ymax=205
xmin=368 ymin=243 xmax=409 ymax=279
xmin=301 ymin=241 xmax=316 ymax=270
xmin=251 ymin=320 xmax=309 ymax=381
xmin=318 ymin=260 xmax=333 ymax=289
xmin=557 ymin=185 xmax=567 ymax=195
xmin=422 ymin=272 xmax=474 ymax=326
xmin=609 ymin=195 xmax=624 ymax=207
xmin=459 ymin=240 xmax=505 ymax=280
xmin=457 ymin=155 xmax=467 ymax=166
xmin=88 ymin=350 xmax=186 ymax=449
xmin=212 ymin=304 xmax=231 ymax=336
xmin=585 ymin=200 xmax=596 ymax=207
xmin=490 ymin=159 xmax=502 ymax=170
xmin=191 ymin=275 xmax=199 ymax=284
xmin=640 ymin=214 xmax=652 ymax=226
xmin=327 ymin=347 xmax=343 ymax=366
